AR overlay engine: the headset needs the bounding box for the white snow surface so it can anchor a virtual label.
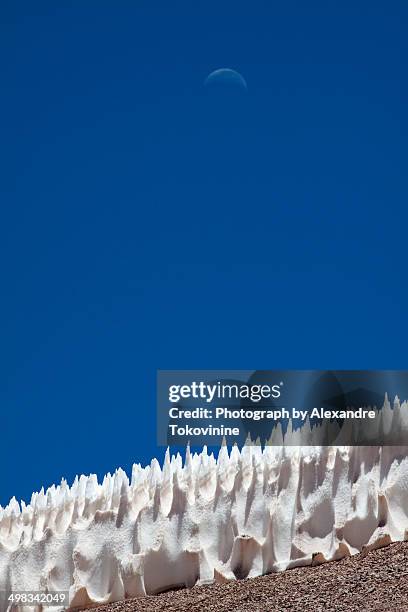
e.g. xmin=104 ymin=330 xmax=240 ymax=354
xmin=2 ymin=399 xmax=408 ymax=610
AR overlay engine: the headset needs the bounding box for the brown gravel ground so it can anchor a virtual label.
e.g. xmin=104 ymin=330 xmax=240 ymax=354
xmin=73 ymin=541 xmax=408 ymax=612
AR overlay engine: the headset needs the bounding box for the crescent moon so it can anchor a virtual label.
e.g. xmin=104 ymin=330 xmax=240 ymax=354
xmin=204 ymin=68 xmax=247 ymax=90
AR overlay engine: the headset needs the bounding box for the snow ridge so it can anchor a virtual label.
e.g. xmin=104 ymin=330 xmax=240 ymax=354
xmin=1 ymin=402 xmax=408 ymax=609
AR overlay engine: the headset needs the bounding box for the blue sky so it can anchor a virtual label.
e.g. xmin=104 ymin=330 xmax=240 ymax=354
xmin=1 ymin=1 xmax=407 ymax=506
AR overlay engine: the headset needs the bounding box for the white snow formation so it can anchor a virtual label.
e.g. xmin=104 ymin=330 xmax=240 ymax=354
xmin=1 ymin=396 xmax=408 ymax=610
